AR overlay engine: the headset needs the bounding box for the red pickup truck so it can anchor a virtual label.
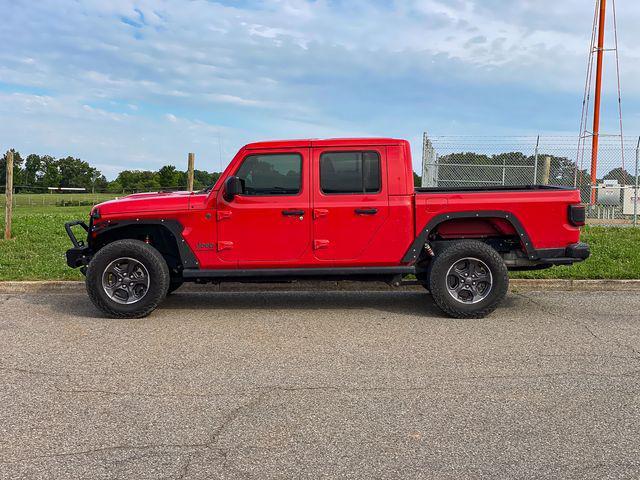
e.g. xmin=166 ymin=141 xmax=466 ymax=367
xmin=66 ymin=138 xmax=589 ymax=319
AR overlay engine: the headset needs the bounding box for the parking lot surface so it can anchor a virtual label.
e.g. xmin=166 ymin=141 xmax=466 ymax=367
xmin=1 ymin=289 xmax=640 ymax=479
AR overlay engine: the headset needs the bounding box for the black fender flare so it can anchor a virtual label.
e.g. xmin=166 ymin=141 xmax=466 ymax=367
xmin=91 ymin=219 xmax=200 ymax=269
xmin=402 ymin=210 xmax=537 ymax=263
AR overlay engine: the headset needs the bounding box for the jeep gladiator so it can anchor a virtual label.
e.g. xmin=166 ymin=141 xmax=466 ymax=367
xmin=65 ymin=138 xmax=589 ymax=318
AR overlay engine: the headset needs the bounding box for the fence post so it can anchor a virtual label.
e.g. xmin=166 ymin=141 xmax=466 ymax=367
xmin=4 ymin=150 xmax=13 ymax=240
xmin=634 ymin=136 xmax=640 ymax=227
xmin=542 ymin=156 xmax=551 ymax=185
xmin=533 ymin=135 xmax=540 ymax=184
xmin=187 ymin=153 xmax=195 ymax=192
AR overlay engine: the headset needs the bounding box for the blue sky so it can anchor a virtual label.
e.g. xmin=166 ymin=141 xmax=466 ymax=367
xmin=1 ymin=0 xmax=639 ymax=178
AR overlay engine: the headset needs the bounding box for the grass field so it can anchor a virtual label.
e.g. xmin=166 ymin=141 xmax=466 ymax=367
xmin=0 ymin=197 xmax=639 ymax=281
xmin=0 ymin=193 xmax=118 ymax=209
xmin=0 ymin=205 xmax=92 ymax=280
xmin=511 ymin=227 xmax=640 ymax=279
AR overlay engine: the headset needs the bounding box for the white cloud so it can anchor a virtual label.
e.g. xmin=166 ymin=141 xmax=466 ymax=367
xmin=0 ymin=0 xmax=638 ymax=176
xmin=0 ymin=92 xmax=235 ymax=178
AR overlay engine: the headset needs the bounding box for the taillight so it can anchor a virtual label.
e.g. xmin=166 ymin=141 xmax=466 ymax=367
xmin=569 ymin=204 xmax=586 ymax=226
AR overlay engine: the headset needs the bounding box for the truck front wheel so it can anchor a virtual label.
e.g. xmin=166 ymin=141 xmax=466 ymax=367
xmin=428 ymin=240 xmax=509 ymax=319
xmin=86 ymin=239 xmax=170 ymax=318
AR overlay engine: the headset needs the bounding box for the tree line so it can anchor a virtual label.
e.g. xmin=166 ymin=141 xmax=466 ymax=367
xmin=1 ymin=150 xmax=221 ymax=194
xmin=2 ymin=149 xmax=632 ymax=197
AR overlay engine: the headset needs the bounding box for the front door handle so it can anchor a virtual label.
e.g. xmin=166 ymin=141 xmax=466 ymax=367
xmin=355 ymin=208 xmax=378 ymax=215
xmin=282 ymin=210 xmax=305 ymax=216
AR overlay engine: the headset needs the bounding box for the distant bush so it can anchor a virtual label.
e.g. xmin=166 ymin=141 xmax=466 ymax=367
xmin=56 ymin=200 xmax=95 ymax=207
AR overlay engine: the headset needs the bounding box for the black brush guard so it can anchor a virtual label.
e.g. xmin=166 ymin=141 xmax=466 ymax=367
xmin=65 ymin=220 xmax=92 ymax=269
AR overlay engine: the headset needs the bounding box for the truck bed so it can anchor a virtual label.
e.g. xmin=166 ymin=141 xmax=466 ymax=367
xmin=412 ymin=185 xmax=582 ymax=253
xmin=415 ymin=185 xmax=574 ymax=193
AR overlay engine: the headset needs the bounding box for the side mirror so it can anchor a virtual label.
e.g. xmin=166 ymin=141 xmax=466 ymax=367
xmin=223 ymin=176 xmax=243 ymax=202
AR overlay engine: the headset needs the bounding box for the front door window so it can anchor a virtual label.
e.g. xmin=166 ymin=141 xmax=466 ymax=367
xmin=236 ymin=154 xmax=302 ymax=196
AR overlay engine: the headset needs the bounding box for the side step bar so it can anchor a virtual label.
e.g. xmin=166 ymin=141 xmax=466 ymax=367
xmin=182 ymin=266 xmax=416 ymax=280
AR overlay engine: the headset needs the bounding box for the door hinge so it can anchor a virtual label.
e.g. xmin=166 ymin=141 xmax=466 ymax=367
xmin=217 ymin=211 xmax=232 ymax=221
xmin=217 ymin=241 xmax=234 ymax=251
xmin=313 ymin=239 xmax=330 ymax=250
xmin=313 ymin=209 xmax=329 ymax=220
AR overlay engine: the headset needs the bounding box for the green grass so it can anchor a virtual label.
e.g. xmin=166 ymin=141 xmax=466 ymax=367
xmin=511 ymin=226 xmax=640 ymax=279
xmin=0 ymin=203 xmax=638 ymax=281
xmin=0 ymin=193 xmax=118 ymax=210
xmin=0 ymin=206 xmax=91 ymax=280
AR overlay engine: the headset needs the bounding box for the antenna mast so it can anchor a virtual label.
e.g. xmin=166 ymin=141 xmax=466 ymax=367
xmin=590 ymin=0 xmax=607 ymax=204
xmin=577 ymin=0 xmax=625 ymax=204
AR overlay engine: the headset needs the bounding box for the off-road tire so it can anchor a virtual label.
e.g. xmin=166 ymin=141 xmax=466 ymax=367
xmin=86 ymin=239 xmax=170 ymax=318
xmin=429 ymin=240 xmax=509 ymax=319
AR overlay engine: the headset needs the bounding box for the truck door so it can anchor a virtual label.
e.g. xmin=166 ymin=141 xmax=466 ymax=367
xmin=216 ymin=149 xmax=311 ymax=266
xmin=311 ymin=147 xmax=389 ymax=261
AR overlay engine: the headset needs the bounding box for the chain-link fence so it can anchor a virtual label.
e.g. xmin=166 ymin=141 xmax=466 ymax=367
xmin=422 ymin=134 xmax=640 ymax=225
xmin=0 ymin=185 xmax=195 ymax=210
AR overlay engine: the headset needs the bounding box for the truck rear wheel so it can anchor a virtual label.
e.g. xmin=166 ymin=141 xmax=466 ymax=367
xmin=429 ymin=240 xmax=508 ymax=319
xmin=86 ymin=239 xmax=170 ymax=318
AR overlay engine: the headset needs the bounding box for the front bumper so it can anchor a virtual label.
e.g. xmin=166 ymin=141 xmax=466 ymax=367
xmin=65 ymin=220 xmax=92 ymax=268
xmin=538 ymin=242 xmax=591 ymax=266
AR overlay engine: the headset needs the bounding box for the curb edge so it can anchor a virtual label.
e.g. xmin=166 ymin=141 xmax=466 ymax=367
xmin=1 ymin=279 xmax=640 ymax=294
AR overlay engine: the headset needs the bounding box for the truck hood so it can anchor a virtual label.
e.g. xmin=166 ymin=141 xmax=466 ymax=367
xmin=94 ymin=191 xmax=201 ymax=216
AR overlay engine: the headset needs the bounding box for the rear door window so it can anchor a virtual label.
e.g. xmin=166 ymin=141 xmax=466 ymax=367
xmin=320 ymin=151 xmax=381 ymax=194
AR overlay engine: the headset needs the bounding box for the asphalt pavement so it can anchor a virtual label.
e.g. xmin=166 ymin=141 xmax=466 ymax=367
xmin=1 ymin=289 xmax=639 ymax=479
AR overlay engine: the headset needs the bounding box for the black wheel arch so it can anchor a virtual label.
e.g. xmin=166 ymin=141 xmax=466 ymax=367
xmin=90 ymin=220 xmax=199 ymax=273
xmin=403 ymin=210 xmax=537 ymax=265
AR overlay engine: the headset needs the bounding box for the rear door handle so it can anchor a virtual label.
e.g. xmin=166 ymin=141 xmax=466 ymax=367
xmin=355 ymin=208 xmax=378 ymax=215
xmin=282 ymin=210 xmax=305 ymax=216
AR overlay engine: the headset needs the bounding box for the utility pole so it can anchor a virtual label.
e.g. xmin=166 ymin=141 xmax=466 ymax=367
xmin=533 ymin=135 xmax=540 ymax=184
xmin=590 ymin=0 xmax=607 ymax=204
xmin=4 ymin=150 xmax=14 ymax=240
xmin=634 ymin=136 xmax=639 ymax=227
xmin=187 ymin=152 xmax=195 ymax=192
xmin=542 ymin=156 xmax=552 ymax=186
